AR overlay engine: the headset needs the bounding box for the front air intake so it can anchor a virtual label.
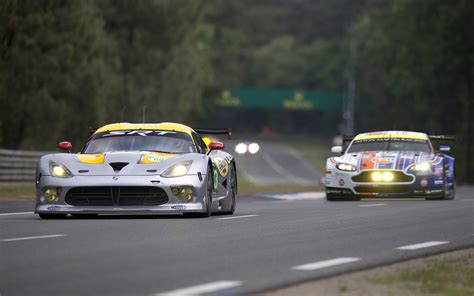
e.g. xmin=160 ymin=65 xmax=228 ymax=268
xmin=109 ymin=162 xmax=128 ymax=172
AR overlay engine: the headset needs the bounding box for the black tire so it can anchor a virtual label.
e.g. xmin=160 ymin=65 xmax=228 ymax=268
xmin=221 ymin=164 xmax=236 ymax=215
xmin=184 ymin=165 xmax=213 ymax=218
xmin=326 ymin=195 xmax=360 ymax=202
xmin=70 ymin=214 xmax=99 ymax=218
xmin=426 ymin=161 xmax=455 ymax=201
xmin=38 ymin=213 xmax=67 ymax=219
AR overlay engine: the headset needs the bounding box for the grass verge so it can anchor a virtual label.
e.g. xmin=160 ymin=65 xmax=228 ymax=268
xmin=0 ymin=183 xmax=36 ymax=201
xmin=265 ymin=248 xmax=474 ymax=296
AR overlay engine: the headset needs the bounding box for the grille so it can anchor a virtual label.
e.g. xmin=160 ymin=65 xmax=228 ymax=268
xmin=65 ymin=187 xmax=168 ymax=206
xmin=352 ymin=171 xmax=414 ymax=183
xmin=354 ymin=185 xmax=410 ymax=194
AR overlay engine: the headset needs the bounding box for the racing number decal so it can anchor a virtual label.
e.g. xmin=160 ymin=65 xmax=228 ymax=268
xmin=214 ymin=157 xmax=229 ymax=177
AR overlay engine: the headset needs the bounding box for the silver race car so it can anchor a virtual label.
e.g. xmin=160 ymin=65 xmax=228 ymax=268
xmin=35 ymin=122 xmax=237 ymax=218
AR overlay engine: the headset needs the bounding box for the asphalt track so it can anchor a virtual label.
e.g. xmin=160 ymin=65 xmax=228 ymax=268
xmin=0 ymin=188 xmax=473 ymax=296
xmin=232 ymin=143 xmax=321 ymax=185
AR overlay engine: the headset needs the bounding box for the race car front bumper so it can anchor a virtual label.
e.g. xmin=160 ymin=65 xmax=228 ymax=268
xmin=325 ymin=169 xmax=444 ymax=198
xmin=35 ymin=174 xmax=208 ymax=215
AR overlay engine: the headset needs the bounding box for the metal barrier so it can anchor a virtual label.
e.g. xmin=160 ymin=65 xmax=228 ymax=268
xmin=0 ymin=149 xmax=51 ymax=182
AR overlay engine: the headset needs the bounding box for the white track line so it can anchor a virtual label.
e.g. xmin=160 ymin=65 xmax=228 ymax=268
xmin=358 ymin=203 xmax=386 ymax=207
xmin=292 ymin=257 xmax=361 ymax=271
xmin=1 ymin=234 xmax=65 ymax=242
xmin=0 ymin=212 xmax=33 ymax=217
xmin=158 ymin=280 xmax=242 ymax=296
xmin=217 ymin=215 xmax=259 ymax=220
xmin=396 ymin=241 xmax=449 ymax=250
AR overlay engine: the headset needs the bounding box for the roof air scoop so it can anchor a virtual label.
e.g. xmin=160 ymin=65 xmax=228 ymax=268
xmin=109 ymin=162 xmax=129 ymax=173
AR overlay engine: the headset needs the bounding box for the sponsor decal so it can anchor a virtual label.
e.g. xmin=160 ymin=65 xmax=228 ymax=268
xmin=103 ymin=130 xmax=176 ymax=137
xmin=371 ymin=157 xmax=394 ymax=165
xmin=213 ymin=168 xmax=219 ymax=190
xmin=214 ymin=157 xmax=229 ymax=177
xmin=420 ymin=179 xmax=428 ymax=187
xmin=47 ymin=205 xmax=62 ymax=211
xmin=339 ymin=179 xmax=345 ymax=186
xmin=171 ymin=205 xmax=187 ymax=210
xmin=434 ymin=180 xmax=444 ymax=185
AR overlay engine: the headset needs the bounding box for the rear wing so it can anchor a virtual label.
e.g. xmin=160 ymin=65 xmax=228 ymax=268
xmin=429 ymin=135 xmax=456 ymax=141
xmin=194 ymin=128 xmax=233 ymax=140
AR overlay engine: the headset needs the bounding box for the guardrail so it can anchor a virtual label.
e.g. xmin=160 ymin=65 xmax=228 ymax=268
xmin=0 ymin=148 xmax=51 ymax=182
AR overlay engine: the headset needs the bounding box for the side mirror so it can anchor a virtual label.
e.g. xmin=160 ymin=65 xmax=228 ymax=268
xmin=57 ymin=141 xmax=72 ymax=152
xmin=438 ymin=145 xmax=451 ymax=153
xmin=208 ymin=141 xmax=224 ymax=151
xmin=331 ymin=146 xmax=343 ymax=154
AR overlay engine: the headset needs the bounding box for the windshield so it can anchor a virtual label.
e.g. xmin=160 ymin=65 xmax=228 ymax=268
xmin=82 ymin=130 xmax=196 ymax=154
xmin=348 ymin=138 xmax=432 ymax=153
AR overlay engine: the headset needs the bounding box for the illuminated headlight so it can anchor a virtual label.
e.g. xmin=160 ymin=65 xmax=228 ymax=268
xmin=336 ymin=163 xmax=357 ymax=172
xmin=171 ymin=186 xmax=193 ymax=201
xmin=372 ymin=171 xmax=383 ymax=181
xmin=235 ymin=143 xmax=248 ymax=154
xmin=161 ymin=161 xmax=192 ymax=177
xmin=44 ymin=187 xmax=61 ymax=202
xmin=248 ymin=143 xmax=260 ymax=154
xmin=412 ymin=162 xmax=432 ymax=172
xmin=50 ymin=162 xmax=72 ymax=178
xmin=382 ymin=171 xmax=394 ymax=182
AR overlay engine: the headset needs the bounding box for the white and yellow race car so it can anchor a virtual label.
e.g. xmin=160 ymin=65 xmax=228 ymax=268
xmin=35 ymin=122 xmax=237 ymax=218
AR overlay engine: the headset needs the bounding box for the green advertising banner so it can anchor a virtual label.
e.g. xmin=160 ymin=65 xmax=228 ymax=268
xmin=217 ymin=88 xmax=343 ymax=110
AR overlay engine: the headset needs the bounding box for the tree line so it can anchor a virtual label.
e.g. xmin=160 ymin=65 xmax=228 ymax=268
xmin=1 ymin=0 xmax=472 ymax=181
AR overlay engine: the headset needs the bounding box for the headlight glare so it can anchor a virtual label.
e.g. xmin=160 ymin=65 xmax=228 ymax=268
xmin=162 ymin=161 xmax=192 ymax=177
xmin=372 ymin=171 xmax=383 ymax=181
xmin=50 ymin=163 xmax=72 ymax=178
xmin=412 ymin=162 xmax=432 ymax=172
xmin=336 ymin=163 xmax=357 ymax=172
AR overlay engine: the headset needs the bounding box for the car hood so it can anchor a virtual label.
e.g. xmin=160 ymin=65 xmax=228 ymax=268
xmin=333 ymin=151 xmax=441 ymax=171
xmin=41 ymin=151 xmax=192 ymax=176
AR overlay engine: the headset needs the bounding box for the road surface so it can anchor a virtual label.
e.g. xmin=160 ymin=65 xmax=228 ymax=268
xmin=1 ymin=188 xmax=473 ymax=295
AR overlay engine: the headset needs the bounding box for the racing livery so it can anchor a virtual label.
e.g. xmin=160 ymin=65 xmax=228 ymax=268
xmin=325 ymin=131 xmax=455 ymax=201
xmin=35 ymin=122 xmax=237 ymax=218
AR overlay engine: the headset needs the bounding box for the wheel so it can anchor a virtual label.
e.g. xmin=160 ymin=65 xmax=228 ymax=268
xmin=221 ymin=164 xmax=236 ymax=215
xmin=184 ymin=165 xmax=213 ymax=218
xmin=38 ymin=213 xmax=67 ymax=219
xmin=426 ymin=162 xmax=455 ymax=201
xmin=326 ymin=195 xmax=360 ymax=202
xmin=70 ymin=214 xmax=99 ymax=218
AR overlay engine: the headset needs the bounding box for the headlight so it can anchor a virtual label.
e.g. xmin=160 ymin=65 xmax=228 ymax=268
xmin=50 ymin=162 xmax=72 ymax=178
xmin=336 ymin=163 xmax=357 ymax=172
xmin=161 ymin=161 xmax=192 ymax=177
xmin=411 ymin=162 xmax=432 ymax=172
xmin=248 ymin=143 xmax=260 ymax=154
xmin=171 ymin=186 xmax=193 ymax=201
xmin=44 ymin=187 xmax=61 ymax=202
xmin=235 ymin=143 xmax=248 ymax=154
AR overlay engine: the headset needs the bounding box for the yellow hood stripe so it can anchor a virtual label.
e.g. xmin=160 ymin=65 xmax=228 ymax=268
xmin=76 ymin=154 xmax=105 ymax=164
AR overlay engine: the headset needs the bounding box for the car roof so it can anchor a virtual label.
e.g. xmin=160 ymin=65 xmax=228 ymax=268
xmin=94 ymin=122 xmax=194 ymax=136
xmin=354 ymin=131 xmax=428 ymax=141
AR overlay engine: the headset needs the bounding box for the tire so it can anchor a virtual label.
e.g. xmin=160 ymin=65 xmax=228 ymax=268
xmin=221 ymin=164 xmax=236 ymax=215
xmin=326 ymin=194 xmax=360 ymax=201
xmin=70 ymin=214 xmax=99 ymax=218
xmin=38 ymin=213 xmax=67 ymax=219
xmin=426 ymin=161 xmax=455 ymax=201
xmin=184 ymin=165 xmax=213 ymax=218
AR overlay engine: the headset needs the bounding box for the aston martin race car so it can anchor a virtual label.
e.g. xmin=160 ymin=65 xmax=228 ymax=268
xmin=325 ymin=131 xmax=455 ymax=201
xmin=35 ymin=122 xmax=237 ymax=218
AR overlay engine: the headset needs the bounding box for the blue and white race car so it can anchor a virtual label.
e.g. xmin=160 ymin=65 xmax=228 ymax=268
xmin=325 ymin=131 xmax=455 ymax=201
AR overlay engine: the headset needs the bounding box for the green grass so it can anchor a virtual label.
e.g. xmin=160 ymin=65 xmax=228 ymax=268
xmin=237 ymin=172 xmax=323 ymax=196
xmin=0 ymin=183 xmax=36 ymax=201
xmin=372 ymin=251 xmax=474 ymax=296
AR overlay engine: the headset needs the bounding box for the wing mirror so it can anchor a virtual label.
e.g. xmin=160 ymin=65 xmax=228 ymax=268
xmin=331 ymin=146 xmax=343 ymax=154
xmin=57 ymin=141 xmax=72 ymax=152
xmin=437 ymin=145 xmax=451 ymax=153
xmin=208 ymin=141 xmax=224 ymax=151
